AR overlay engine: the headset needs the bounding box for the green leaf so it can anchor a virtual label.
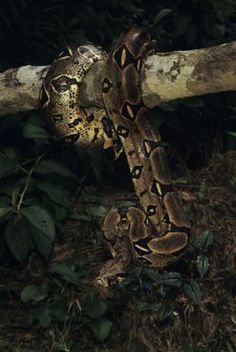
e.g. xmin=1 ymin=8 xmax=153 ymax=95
xmin=226 ymin=130 xmax=236 ymax=138
xmin=50 ymin=293 xmax=68 ymax=322
xmin=50 ymin=263 xmax=80 ymax=286
xmin=86 ymin=206 xmax=107 ymax=218
xmin=183 ymin=281 xmax=202 ymax=304
xmin=201 ymin=230 xmax=214 ymax=250
xmin=0 ymin=148 xmax=19 ymax=178
xmin=0 ymin=207 xmax=11 ymax=219
xmin=84 ymin=293 xmax=108 ymax=319
xmin=139 ymin=303 xmax=173 ymax=321
xmin=172 ymin=177 xmax=188 ymax=185
xmin=197 ymin=179 xmax=207 ymax=200
xmin=31 ymin=306 xmax=51 ymax=327
xmin=146 ymin=270 xmax=182 ymax=287
xmin=160 ymin=272 xmax=182 ymax=287
xmin=174 ymin=14 xmax=190 ymax=36
xmin=31 ymin=226 xmax=54 ymax=258
xmin=190 ymin=230 xmax=214 ymax=251
xmin=35 ymin=160 xmax=77 ymax=180
xmin=35 ymin=181 xmax=71 ymax=208
xmin=0 ymin=198 xmax=11 ymax=222
xmin=21 ymin=284 xmax=48 ymax=303
xmin=69 ymin=212 xmax=90 ymax=221
xmin=5 ymin=220 xmax=33 ymax=262
xmin=23 ymin=123 xmax=50 ymax=139
xmin=153 ymin=8 xmax=172 ymax=25
xmin=50 ymin=307 xmax=68 ymax=323
xmin=114 ymin=200 xmax=136 ymax=208
xmin=90 ymin=318 xmax=113 ymax=342
xmin=22 ymin=205 xmax=55 ymax=239
xmin=197 ymin=255 xmax=209 ymax=278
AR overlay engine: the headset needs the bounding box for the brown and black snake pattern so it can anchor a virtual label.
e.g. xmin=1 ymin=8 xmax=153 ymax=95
xmin=39 ymin=29 xmax=190 ymax=289
xmin=97 ymin=27 xmax=190 ymax=287
xmin=40 ymin=44 xmax=122 ymax=156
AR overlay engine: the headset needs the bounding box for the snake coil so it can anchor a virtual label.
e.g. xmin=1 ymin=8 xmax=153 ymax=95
xmin=98 ymin=27 xmax=190 ymax=287
xmin=40 ymin=29 xmax=190 ymax=289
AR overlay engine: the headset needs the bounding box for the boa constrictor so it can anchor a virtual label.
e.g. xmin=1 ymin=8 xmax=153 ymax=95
xmin=97 ymin=27 xmax=190 ymax=287
xmin=40 ymin=28 xmax=190 ymax=289
xmin=40 ymin=44 xmax=122 ymax=156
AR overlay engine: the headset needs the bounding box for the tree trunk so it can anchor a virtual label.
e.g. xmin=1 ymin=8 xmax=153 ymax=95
xmin=0 ymin=41 xmax=235 ymax=117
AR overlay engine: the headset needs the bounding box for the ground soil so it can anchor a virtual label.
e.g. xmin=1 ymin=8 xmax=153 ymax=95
xmin=0 ymin=152 xmax=235 ymax=352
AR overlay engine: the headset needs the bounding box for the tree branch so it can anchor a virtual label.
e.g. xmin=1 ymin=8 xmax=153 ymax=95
xmin=142 ymin=41 xmax=236 ymax=108
xmin=0 ymin=41 xmax=235 ymax=118
xmin=0 ymin=65 xmax=49 ymax=116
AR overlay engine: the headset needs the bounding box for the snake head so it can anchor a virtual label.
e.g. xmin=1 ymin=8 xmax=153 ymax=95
xmin=96 ymin=257 xmax=128 ymax=291
xmin=96 ymin=273 xmax=125 ymax=289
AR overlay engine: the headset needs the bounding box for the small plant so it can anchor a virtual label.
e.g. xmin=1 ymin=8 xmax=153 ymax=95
xmin=116 ymin=229 xmax=214 ymax=319
xmin=0 ymin=112 xmax=78 ymax=262
xmin=83 ymin=292 xmax=113 ymax=342
xmin=191 ymin=230 xmax=214 ymax=279
xmin=20 ymin=261 xmax=112 ymax=342
xmin=197 ymin=178 xmax=208 ymax=200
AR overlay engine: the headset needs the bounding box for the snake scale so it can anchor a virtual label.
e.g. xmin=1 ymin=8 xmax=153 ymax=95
xmin=40 ymin=44 xmax=122 ymax=156
xmin=40 ymin=27 xmax=190 ymax=289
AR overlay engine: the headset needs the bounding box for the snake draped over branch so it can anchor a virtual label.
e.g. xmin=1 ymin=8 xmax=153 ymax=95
xmin=40 ymin=27 xmax=190 ymax=290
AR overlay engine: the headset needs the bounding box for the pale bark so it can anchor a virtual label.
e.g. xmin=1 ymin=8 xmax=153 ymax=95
xmin=0 ymin=41 xmax=235 ymax=117
xmin=142 ymin=41 xmax=236 ymax=108
xmin=0 ymin=65 xmax=49 ymax=116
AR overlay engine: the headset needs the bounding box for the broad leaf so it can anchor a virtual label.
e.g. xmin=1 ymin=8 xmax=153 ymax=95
xmin=183 ymin=281 xmax=202 ymax=305
xmin=50 ymin=263 xmax=80 ymax=285
xmin=201 ymin=230 xmax=214 ymax=250
xmin=91 ymin=318 xmax=113 ymax=342
xmin=86 ymin=206 xmax=107 ymax=218
xmin=35 ymin=181 xmax=71 ymax=208
xmin=146 ymin=270 xmax=182 ymax=287
xmin=197 ymin=255 xmax=209 ymax=278
xmin=0 ymin=148 xmax=18 ymax=178
xmin=31 ymin=226 xmax=54 ymax=258
xmin=22 ymin=205 xmax=55 ymax=239
xmin=139 ymin=302 xmax=173 ymax=321
xmin=160 ymin=272 xmax=182 ymax=287
xmin=23 ymin=123 xmax=49 ymax=140
xmin=153 ymin=8 xmax=172 ymax=24
xmin=227 ymin=131 xmax=236 ymax=138
xmin=31 ymin=306 xmax=51 ymax=327
xmin=84 ymin=293 xmax=108 ymax=319
xmin=197 ymin=179 xmax=207 ymax=200
xmin=50 ymin=293 xmax=68 ymax=322
xmin=5 ymin=220 xmax=33 ymax=262
xmin=21 ymin=284 xmax=48 ymax=303
xmin=191 ymin=230 xmax=214 ymax=251
xmin=35 ymin=160 xmax=77 ymax=180
xmin=0 ymin=207 xmax=11 ymax=219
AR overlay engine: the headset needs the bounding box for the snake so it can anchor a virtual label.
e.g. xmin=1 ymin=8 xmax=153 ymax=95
xmin=39 ymin=28 xmax=190 ymax=289
xmin=97 ymin=27 xmax=190 ymax=288
xmin=40 ymin=44 xmax=122 ymax=157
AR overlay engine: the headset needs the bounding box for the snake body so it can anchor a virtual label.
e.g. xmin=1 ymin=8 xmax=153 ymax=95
xmin=40 ymin=28 xmax=190 ymax=288
xmin=40 ymin=44 xmax=122 ymax=155
xmin=98 ymin=27 xmax=190 ymax=286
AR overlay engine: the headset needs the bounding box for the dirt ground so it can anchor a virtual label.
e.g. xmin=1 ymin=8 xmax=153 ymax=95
xmin=0 ymin=152 xmax=235 ymax=352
